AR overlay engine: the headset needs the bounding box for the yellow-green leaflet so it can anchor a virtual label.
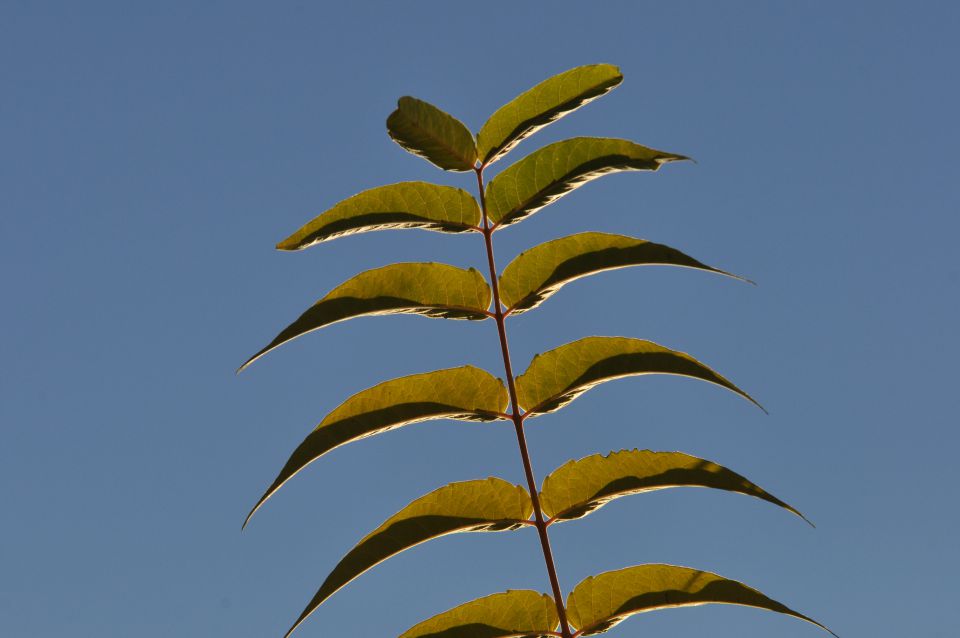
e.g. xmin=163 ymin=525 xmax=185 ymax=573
xmin=399 ymin=590 xmax=559 ymax=638
xmin=387 ymin=96 xmax=478 ymax=171
xmin=499 ymin=232 xmax=747 ymax=314
xmin=277 ymin=182 xmax=480 ymax=250
xmin=515 ymin=336 xmax=762 ymax=416
xmin=286 ymin=478 xmax=533 ymax=638
xmin=566 ymin=564 xmax=836 ymax=636
xmin=484 ymin=137 xmax=688 ymax=227
xmin=539 ymin=450 xmax=809 ymax=524
xmin=243 ymin=366 xmax=507 ymax=527
xmin=240 ymin=262 xmax=490 ymax=371
xmin=477 ymin=64 xmax=623 ymax=166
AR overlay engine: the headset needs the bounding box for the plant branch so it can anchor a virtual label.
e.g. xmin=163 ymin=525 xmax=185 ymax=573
xmin=474 ymin=167 xmax=574 ymax=638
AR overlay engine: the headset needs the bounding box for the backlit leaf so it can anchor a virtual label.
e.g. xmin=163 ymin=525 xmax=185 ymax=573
xmin=399 ymin=590 xmax=559 ymax=638
xmin=515 ymin=336 xmax=762 ymax=416
xmin=540 ymin=449 xmax=809 ymax=524
xmin=484 ymin=138 xmax=687 ymax=227
xmin=243 ymin=366 xmax=507 ymax=527
xmin=276 ymin=182 xmax=480 ymax=250
xmin=240 ymin=262 xmax=490 ymax=370
xmin=477 ymin=64 xmax=623 ymax=166
xmin=566 ymin=564 xmax=835 ymax=636
xmin=499 ymin=232 xmax=747 ymax=314
xmin=387 ymin=96 xmax=478 ymax=171
xmin=286 ymin=478 xmax=533 ymax=637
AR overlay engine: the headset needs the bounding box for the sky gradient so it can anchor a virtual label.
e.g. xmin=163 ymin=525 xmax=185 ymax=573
xmin=2 ymin=2 xmax=958 ymax=637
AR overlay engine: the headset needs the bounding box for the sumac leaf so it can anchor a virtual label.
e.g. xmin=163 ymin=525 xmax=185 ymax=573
xmin=515 ymin=336 xmax=762 ymax=416
xmin=399 ymin=590 xmax=559 ymax=638
xmin=277 ymin=182 xmax=480 ymax=250
xmin=240 ymin=262 xmax=490 ymax=370
xmin=387 ymin=96 xmax=478 ymax=171
xmin=567 ymin=564 xmax=835 ymax=636
xmin=540 ymin=449 xmax=809 ymax=524
xmin=477 ymin=64 xmax=623 ymax=166
xmin=244 ymin=366 xmax=507 ymax=527
xmin=499 ymin=232 xmax=747 ymax=314
xmin=484 ymin=138 xmax=687 ymax=228
xmin=286 ymin=478 xmax=533 ymax=637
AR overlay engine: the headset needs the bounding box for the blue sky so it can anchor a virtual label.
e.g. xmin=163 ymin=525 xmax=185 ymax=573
xmin=2 ymin=2 xmax=958 ymax=637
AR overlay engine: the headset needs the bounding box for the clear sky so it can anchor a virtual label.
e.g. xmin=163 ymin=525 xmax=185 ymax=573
xmin=2 ymin=2 xmax=958 ymax=637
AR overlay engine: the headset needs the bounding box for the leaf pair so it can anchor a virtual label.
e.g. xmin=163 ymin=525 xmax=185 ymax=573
xmin=244 ymin=337 xmax=760 ymax=526
xmin=277 ymin=136 xmax=685 ymax=252
xmin=242 ymin=234 xmax=742 ymax=369
xmin=287 ymin=449 xmax=807 ymax=636
xmin=400 ymin=564 xmax=835 ymax=638
xmin=386 ymin=64 xmax=624 ymax=172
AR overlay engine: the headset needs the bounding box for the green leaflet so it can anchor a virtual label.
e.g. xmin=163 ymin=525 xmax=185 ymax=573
xmin=566 ymin=564 xmax=836 ymax=636
xmin=243 ymin=366 xmax=508 ymax=527
xmin=387 ymin=97 xmax=478 ymax=171
xmin=399 ymin=590 xmax=559 ymax=638
xmin=499 ymin=232 xmax=747 ymax=314
xmin=286 ymin=478 xmax=533 ymax=638
xmin=515 ymin=336 xmax=762 ymax=416
xmin=239 ymin=262 xmax=490 ymax=371
xmin=484 ymin=138 xmax=688 ymax=227
xmin=477 ymin=64 xmax=623 ymax=167
xmin=276 ymin=182 xmax=481 ymax=250
xmin=540 ymin=449 xmax=809 ymax=524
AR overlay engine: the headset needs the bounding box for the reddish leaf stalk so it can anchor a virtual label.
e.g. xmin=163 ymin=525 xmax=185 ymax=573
xmin=474 ymin=167 xmax=574 ymax=638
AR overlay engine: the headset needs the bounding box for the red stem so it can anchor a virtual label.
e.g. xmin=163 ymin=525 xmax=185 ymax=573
xmin=474 ymin=168 xmax=573 ymax=638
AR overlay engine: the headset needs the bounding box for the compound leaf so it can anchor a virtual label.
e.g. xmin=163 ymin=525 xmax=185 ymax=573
xmin=387 ymin=96 xmax=478 ymax=171
xmin=477 ymin=64 xmax=623 ymax=166
xmin=499 ymin=232 xmax=746 ymax=314
xmin=566 ymin=564 xmax=836 ymax=636
xmin=515 ymin=336 xmax=762 ymax=416
xmin=244 ymin=366 xmax=507 ymax=527
xmin=277 ymin=182 xmax=480 ymax=250
xmin=287 ymin=478 xmax=533 ymax=637
xmin=484 ymin=138 xmax=687 ymax=228
xmin=240 ymin=262 xmax=490 ymax=370
xmin=399 ymin=590 xmax=559 ymax=638
xmin=540 ymin=449 xmax=809 ymax=524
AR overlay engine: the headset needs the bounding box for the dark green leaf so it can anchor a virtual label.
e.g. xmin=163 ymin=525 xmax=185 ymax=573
xmin=240 ymin=263 xmax=490 ymax=371
xmin=477 ymin=64 xmax=623 ymax=166
xmin=243 ymin=366 xmax=507 ymax=527
xmin=484 ymin=138 xmax=687 ymax=227
xmin=499 ymin=232 xmax=747 ymax=314
xmin=566 ymin=564 xmax=836 ymax=636
xmin=515 ymin=336 xmax=762 ymax=416
xmin=387 ymin=97 xmax=478 ymax=171
xmin=276 ymin=182 xmax=481 ymax=250
xmin=540 ymin=449 xmax=809 ymax=524
xmin=399 ymin=590 xmax=559 ymax=638
xmin=286 ymin=478 xmax=533 ymax=637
